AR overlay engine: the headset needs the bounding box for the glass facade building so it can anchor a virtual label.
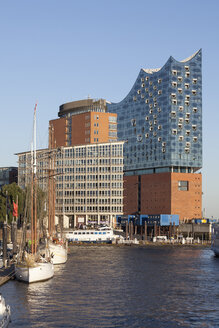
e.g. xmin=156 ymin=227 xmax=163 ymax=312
xmin=17 ymin=141 xmax=124 ymax=227
xmin=108 ymin=50 xmax=202 ymax=176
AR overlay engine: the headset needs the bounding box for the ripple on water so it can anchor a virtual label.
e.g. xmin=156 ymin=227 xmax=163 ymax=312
xmin=2 ymin=246 xmax=219 ymax=327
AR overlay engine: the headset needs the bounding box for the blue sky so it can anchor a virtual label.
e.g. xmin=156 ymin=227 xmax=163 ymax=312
xmin=0 ymin=0 xmax=219 ymax=219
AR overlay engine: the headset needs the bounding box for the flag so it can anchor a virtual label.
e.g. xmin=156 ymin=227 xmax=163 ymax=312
xmin=13 ymin=201 xmax=18 ymax=218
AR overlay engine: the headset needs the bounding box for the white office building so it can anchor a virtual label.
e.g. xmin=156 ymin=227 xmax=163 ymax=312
xmin=17 ymin=141 xmax=124 ymax=227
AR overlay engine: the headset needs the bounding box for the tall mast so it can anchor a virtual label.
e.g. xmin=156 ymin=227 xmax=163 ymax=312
xmin=48 ymin=125 xmax=51 ymax=237
xmin=32 ymin=103 xmax=37 ymax=254
xmin=33 ymin=103 xmax=37 ymax=175
xmin=31 ymin=141 xmax=34 ymax=254
xmin=48 ymin=124 xmax=56 ymax=238
xmin=52 ymin=125 xmax=56 ymax=236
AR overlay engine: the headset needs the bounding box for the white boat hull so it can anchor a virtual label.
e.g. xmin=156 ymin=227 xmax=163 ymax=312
xmin=211 ymin=223 xmax=219 ymax=256
xmin=212 ymin=247 xmax=219 ymax=256
xmin=0 ymin=300 xmax=11 ymax=328
xmin=49 ymin=242 xmax=67 ymax=265
xmin=15 ymin=262 xmax=54 ymax=283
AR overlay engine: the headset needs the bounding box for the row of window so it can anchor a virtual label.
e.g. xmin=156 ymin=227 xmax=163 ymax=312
xmin=60 ymin=181 xmax=123 ymax=189
xmin=58 ymin=189 xmax=123 ymax=196
xmin=109 ymin=131 xmax=117 ymax=137
xmin=63 ymin=173 xmax=123 ymax=181
xmin=109 ymin=124 xmax=117 ymax=130
xmin=58 ymin=198 xmax=122 ymax=205
xmin=109 ymin=116 xmax=117 ymax=123
xmin=171 ymin=91 xmax=197 ymax=98
xmin=141 ymin=77 xmax=162 ymax=83
xmin=70 ymin=166 xmax=122 ymax=174
xmin=135 ymin=89 xmax=163 ymax=99
xmin=172 ymin=80 xmax=197 ymax=88
xmin=172 ymin=99 xmax=197 ymax=106
xmin=57 ymin=206 xmax=123 ymax=213
xmin=63 ymin=144 xmax=123 ymax=158
xmin=172 ymin=129 xmax=198 ymax=137
xmin=57 ymin=158 xmax=123 ymax=165
xmin=134 ymin=84 xmax=199 ymax=104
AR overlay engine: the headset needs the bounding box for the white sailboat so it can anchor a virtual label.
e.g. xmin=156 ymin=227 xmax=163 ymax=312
xmin=0 ymin=294 xmax=11 ymax=328
xmin=15 ymin=103 xmax=54 ymax=283
xmin=38 ymin=237 xmax=67 ymax=265
xmin=48 ymin=240 xmax=68 ymax=265
xmin=15 ymin=254 xmax=54 ymax=283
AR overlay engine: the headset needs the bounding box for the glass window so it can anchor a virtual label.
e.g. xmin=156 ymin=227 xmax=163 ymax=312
xmin=178 ymin=180 xmax=189 ymax=191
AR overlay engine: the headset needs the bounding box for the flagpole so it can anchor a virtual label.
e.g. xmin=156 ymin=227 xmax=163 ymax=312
xmin=6 ymin=190 xmax=8 ymax=225
xmin=16 ymin=194 xmax=18 ymax=222
xmin=33 ymin=103 xmax=37 ymax=254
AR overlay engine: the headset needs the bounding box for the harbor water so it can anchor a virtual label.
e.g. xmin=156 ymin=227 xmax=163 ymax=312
xmin=2 ymin=245 xmax=219 ymax=327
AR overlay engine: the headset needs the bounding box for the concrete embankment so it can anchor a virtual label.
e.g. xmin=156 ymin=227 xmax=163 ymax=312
xmin=68 ymin=240 xmax=211 ymax=247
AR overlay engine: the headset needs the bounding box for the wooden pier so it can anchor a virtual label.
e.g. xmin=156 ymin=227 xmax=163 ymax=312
xmin=0 ymin=264 xmax=15 ymax=286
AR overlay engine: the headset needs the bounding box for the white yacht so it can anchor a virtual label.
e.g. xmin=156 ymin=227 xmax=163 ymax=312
xmin=65 ymin=226 xmax=115 ymax=243
xmin=211 ymin=223 xmax=219 ymax=256
xmin=0 ymin=294 xmax=11 ymax=328
xmin=49 ymin=240 xmax=68 ymax=265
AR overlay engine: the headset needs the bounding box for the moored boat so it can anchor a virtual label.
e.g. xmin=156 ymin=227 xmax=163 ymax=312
xmin=15 ymin=103 xmax=54 ymax=283
xmin=211 ymin=223 xmax=219 ymax=256
xmin=15 ymin=256 xmax=54 ymax=283
xmin=0 ymin=294 xmax=11 ymax=328
xmin=65 ymin=226 xmax=115 ymax=243
xmin=48 ymin=240 xmax=67 ymax=265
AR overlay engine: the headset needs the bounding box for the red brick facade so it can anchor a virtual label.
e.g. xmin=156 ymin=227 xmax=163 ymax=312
xmin=49 ymin=112 xmax=117 ymax=147
xmin=49 ymin=117 xmax=67 ymax=147
xmin=124 ymin=172 xmax=202 ymax=222
xmin=171 ymin=172 xmax=202 ymax=221
xmin=123 ymin=175 xmax=139 ymax=214
xmin=141 ymin=173 xmax=171 ymax=215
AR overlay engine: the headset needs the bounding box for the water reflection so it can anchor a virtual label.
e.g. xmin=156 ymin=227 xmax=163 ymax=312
xmin=2 ymin=246 xmax=219 ymax=327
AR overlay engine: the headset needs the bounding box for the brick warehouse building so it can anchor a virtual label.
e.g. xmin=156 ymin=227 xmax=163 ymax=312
xmin=124 ymin=173 xmax=202 ymax=221
xmin=108 ymin=50 xmax=202 ymax=221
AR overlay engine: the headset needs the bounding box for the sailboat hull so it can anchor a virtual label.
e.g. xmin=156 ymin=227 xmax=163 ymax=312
xmin=15 ymin=262 xmax=54 ymax=283
xmin=211 ymin=223 xmax=219 ymax=256
xmin=0 ymin=297 xmax=11 ymax=328
xmin=0 ymin=309 xmax=10 ymax=328
xmin=49 ymin=242 xmax=67 ymax=264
